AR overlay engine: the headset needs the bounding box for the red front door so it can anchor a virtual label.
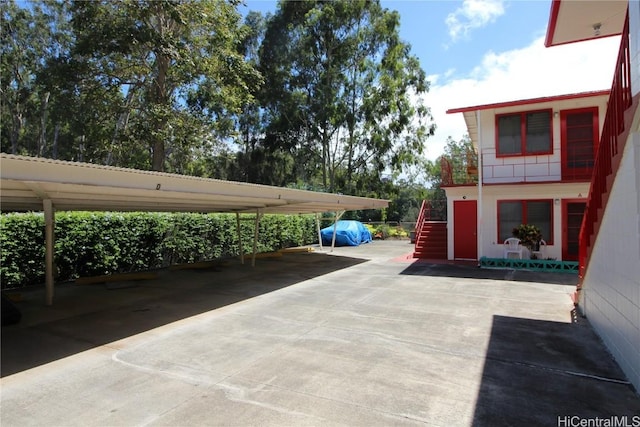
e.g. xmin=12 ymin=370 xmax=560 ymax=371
xmin=563 ymin=200 xmax=586 ymax=261
xmin=454 ymin=200 xmax=477 ymax=260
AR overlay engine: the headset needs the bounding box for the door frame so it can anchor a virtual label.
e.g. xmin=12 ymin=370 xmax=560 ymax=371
xmin=562 ymin=199 xmax=586 ymax=261
xmin=453 ymin=200 xmax=478 ymax=260
xmin=560 ymin=107 xmax=599 ymax=181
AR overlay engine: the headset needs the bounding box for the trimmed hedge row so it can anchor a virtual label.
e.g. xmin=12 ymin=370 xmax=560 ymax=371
xmin=0 ymin=212 xmax=317 ymax=289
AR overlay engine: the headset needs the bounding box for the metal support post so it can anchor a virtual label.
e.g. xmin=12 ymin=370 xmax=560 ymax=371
xmin=236 ymin=212 xmax=244 ymax=265
xmin=43 ymin=199 xmax=54 ymax=306
xmin=251 ymin=210 xmax=262 ymax=267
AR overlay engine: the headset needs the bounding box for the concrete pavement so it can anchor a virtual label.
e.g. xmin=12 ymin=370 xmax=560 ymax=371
xmin=1 ymin=240 xmax=639 ymax=426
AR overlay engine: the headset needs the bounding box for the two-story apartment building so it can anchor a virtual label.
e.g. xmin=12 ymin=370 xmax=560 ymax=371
xmin=443 ymin=90 xmax=609 ymax=262
xmin=433 ymin=0 xmax=639 ymax=392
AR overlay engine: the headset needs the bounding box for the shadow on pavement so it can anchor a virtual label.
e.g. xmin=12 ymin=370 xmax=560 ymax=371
xmin=400 ymin=260 xmax=578 ymax=285
xmin=472 ymin=315 xmax=640 ymax=426
xmin=1 ymin=252 xmax=366 ymax=377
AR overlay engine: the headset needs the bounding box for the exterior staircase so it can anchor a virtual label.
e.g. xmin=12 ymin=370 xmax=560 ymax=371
xmin=413 ymin=200 xmax=447 ymax=259
xmin=579 ymin=15 xmax=635 ymax=288
xmin=413 ymin=221 xmax=447 ymax=259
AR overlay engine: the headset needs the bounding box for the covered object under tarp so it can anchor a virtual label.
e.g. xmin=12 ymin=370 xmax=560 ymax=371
xmin=321 ymin=220 xmax=372 ymax=247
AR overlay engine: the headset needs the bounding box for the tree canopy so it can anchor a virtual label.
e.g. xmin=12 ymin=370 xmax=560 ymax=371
xmin=1 ymin=0 xmax=439 ymax=206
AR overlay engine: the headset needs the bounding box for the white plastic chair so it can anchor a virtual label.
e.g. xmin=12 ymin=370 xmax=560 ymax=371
xmin=504 ymin=237 xmax=523 ymax=259
xmin=531 ymin=239 xmax=546 ymax=259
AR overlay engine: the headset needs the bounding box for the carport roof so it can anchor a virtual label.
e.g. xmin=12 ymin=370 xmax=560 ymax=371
xmin=0 ymin=154 xmax=388 ymax=214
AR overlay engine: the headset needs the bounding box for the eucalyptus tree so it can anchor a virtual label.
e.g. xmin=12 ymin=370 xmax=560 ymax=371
xmin=70 ymin=0 xmax=262 ymax=171
xmin=233 ymin=11 xmax=280 ymax=183
xmin=0 ymin=0 xmax=73 ymax=157
xmin=259 ymin=0 xmax=435 ymax=194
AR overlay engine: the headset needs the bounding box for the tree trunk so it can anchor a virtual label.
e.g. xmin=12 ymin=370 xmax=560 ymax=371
xmin=107 ymin=86 xmax=136 ymax=165
xmin=38 ymin=91 xmax=50 ymax=157
xmin=151 ymin=52 xmax=170 ymax=172
xmin=11 ymin=110 xmax=22 ymax=154
xmin=78 ymin=135 xmax=85 ymax=162
xmin=52 ymin=122 xmax=60 ymax=159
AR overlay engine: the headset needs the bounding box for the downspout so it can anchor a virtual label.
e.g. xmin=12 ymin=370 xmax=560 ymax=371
xmin=477 ymin=110 xmax=483 ymax=264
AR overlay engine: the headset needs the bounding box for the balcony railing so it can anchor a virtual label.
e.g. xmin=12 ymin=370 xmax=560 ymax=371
xmin=578 ymin=12 xmax=634 ymax=284
xmin=440 ymin=150 xmax=478 ymax=187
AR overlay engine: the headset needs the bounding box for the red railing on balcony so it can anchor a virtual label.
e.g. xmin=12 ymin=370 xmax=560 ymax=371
xmin=440 ymin=152 xmax=478 ymax=187
xmin=441 ymin=157 xmax=454 ymax=187
xmin=578 ymin=12 xmax=634 ymax=285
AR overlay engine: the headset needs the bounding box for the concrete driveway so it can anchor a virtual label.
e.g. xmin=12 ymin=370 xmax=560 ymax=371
xmin=2 ymin=240 xmax=639 ymax=426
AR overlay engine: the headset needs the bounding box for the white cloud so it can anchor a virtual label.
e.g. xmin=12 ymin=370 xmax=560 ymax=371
xmin=423 ymin=35 xmax=620 ymax=161
xmin=446 ymin=0 xmax=505 ymax=42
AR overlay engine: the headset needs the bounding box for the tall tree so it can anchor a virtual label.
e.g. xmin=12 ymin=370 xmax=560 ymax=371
xmin=1 ymin=0 xmax=71 ymax=156
xmin=70 ymin=0 xmax=262 ymax=171
xmin=258 ymin=0 xmax=435 ymax=194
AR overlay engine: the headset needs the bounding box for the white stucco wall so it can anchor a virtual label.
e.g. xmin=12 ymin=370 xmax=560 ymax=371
xmin=477 ymin=96 xmax=609 ymax=184
xmin=444 ymin=182 xmax=589 ymax=261
xmin=580 ymin=132 xmax=640 ymax=392
xmin=578 ymin=2 xmax=640 ymax=392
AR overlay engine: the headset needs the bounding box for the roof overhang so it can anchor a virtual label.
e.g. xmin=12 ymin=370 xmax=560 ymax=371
xmin=545 ymin=0 xmax=626 ymax=47
xmin=0 ymin=154 xmax=388 ymax=214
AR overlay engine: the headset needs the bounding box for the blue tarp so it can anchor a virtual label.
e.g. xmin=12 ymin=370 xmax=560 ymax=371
xmin=320 ymin=220 xmax=372 ymax=247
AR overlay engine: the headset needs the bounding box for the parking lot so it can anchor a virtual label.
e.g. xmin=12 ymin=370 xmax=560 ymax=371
xmin=2 ymin=240 xmax=639 ymax=426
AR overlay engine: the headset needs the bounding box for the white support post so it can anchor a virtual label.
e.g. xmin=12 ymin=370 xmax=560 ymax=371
xmin=251 ymin=210 xmax=262 ymax=267
xmin=316 ymin=213 xmax=323 ymax=250
xmin=330 ymin=211 xmax=345 ymax=252
xmin=43 ymin=199 xmax=54 ymax=306
xmin=236 ymin=212 xmax=244 ymax=265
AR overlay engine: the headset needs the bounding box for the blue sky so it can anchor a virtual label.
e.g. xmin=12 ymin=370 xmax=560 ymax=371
xmin=242 ymin=0 xmax=619 ymax=160
xmin=380 ymin=0 xmax=550 ymax=79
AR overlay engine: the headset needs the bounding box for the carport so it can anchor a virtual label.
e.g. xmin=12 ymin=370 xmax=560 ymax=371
xmin=0 ymin=154 xmax=388 ymax=306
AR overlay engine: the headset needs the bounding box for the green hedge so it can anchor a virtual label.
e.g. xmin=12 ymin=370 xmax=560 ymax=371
xmin=0 ymin=212 xmax=317 ymax=289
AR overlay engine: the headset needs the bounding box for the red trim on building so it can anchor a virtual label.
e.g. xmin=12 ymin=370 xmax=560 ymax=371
xmin=447 ymin=90 xmax=609 ymax=115
xmin=440 ymin=180 xmax=590 ymax=188
xmin=544 ymin=0 xmax=562 ymax=47
xmin=545 ymin=33 xmax=621 ymax=49
xmin=480 ymin=180 xmax=590 ymax=186
xmin=440 ymin=183 xmax=477 ymax=188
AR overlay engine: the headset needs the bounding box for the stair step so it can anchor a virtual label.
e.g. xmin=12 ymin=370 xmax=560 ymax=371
xmin=414 ymin=217 xmax=447 ymax=259
xmin=413 ymin=252 xmax=448 ymax=259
